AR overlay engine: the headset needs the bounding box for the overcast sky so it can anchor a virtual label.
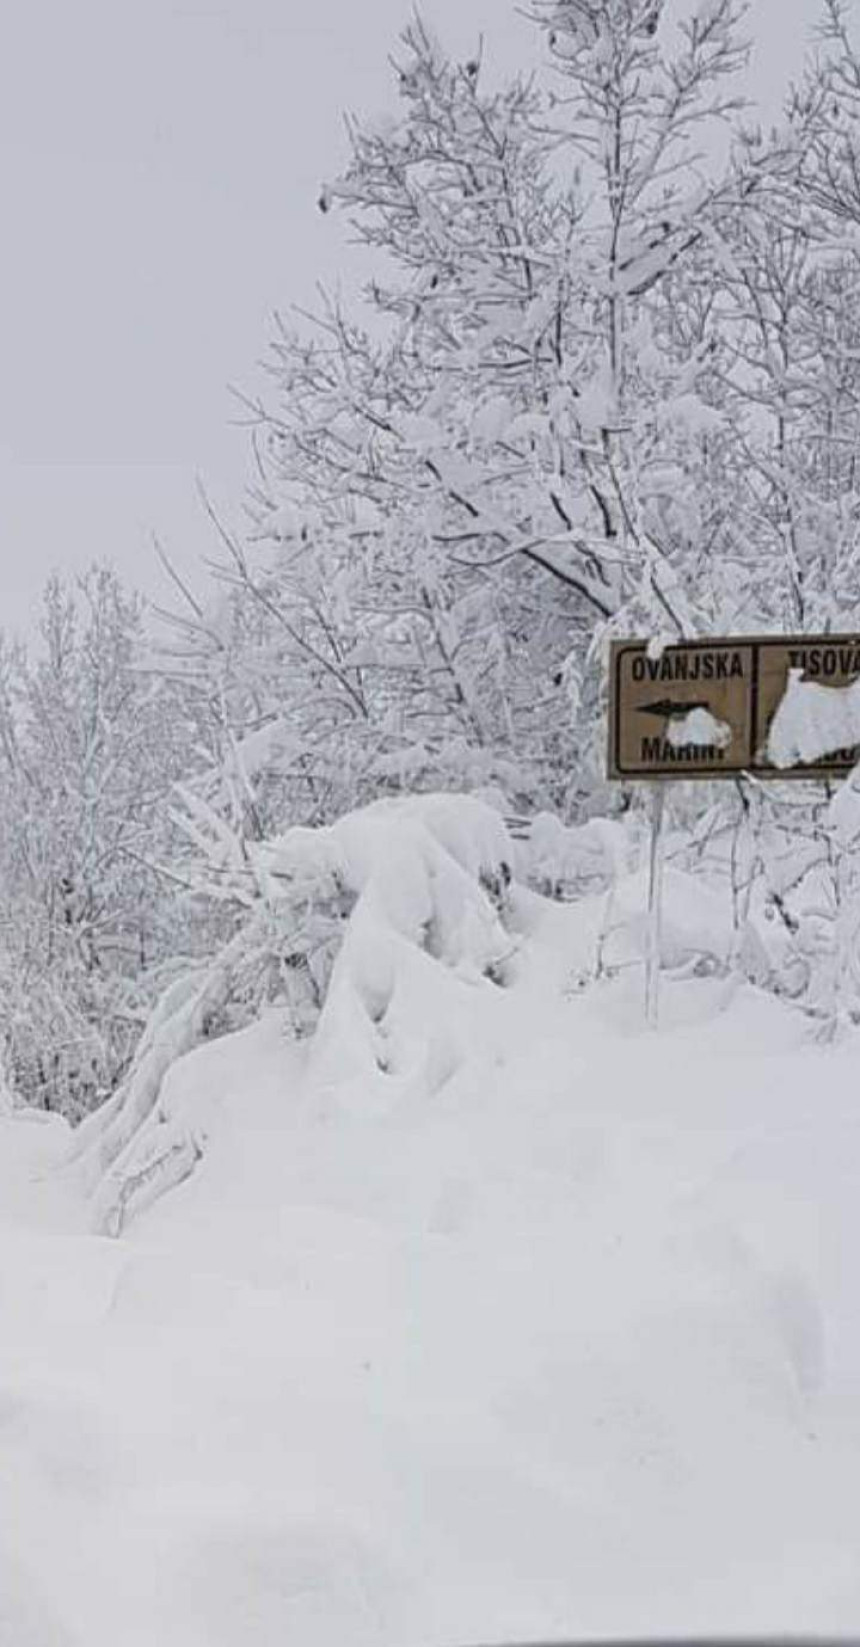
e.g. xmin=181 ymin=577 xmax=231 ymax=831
xmin=0 ymin=0 xmax=823 ymax=635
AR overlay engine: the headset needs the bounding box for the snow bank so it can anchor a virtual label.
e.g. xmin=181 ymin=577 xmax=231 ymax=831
xmin=67 ymin=793 xmax=790 ymax=1234
xmin=5 ymin=794 xmax=855 ymax=1645
xmin=72 ymin=795 xmax=515 ymax=1234
xmin=516 ymin=810 xmax=628 ymax=897
xmin=5 ymin=937 xmax=860 ymax=1643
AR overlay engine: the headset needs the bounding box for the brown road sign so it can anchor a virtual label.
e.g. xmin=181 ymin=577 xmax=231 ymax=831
xmin=608 ymin=634 xmax=860 ymax=781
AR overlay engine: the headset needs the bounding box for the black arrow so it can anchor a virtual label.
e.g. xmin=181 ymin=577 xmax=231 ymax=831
xmin=637 ymin=698 xmax=712 ymax=721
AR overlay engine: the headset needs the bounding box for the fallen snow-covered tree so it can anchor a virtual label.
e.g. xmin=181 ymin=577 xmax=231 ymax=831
xmin=69 ymin=767 xmax=860 ymax=1235
xmin=69 ymin=793 xmax=516 ymax=1235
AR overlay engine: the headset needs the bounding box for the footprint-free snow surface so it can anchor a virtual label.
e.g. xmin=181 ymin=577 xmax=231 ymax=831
xmin=3 ymin=893 xmax=860 ymax=1645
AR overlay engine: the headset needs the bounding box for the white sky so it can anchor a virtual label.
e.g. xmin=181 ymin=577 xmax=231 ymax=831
xmin=0 ymin=0 xmax=822 ymax=635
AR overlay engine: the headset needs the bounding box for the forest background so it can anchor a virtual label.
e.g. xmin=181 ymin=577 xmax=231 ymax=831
xmin=3 ymin=0 xmax=860 ymax=1171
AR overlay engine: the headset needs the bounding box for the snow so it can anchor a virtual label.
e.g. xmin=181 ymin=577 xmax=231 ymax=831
xmin=5 ymin=843 xmax=860 ymax=1641
xmin=666 ymin=705 xmax=732 ymax=749
xmin=768 ymin=668 xmax=860 ymax=767
xmin=227 ymin=719 xmax=290 ymax=780
xmin=520 ymin=810 xmax=629 ymax=894
xmin=397 ymin=411 xmax=446 ymax=453
xmin=471 ymin=394 xmax=513 ymax=444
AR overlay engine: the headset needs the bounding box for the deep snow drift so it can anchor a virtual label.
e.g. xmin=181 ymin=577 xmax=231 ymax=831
xmin=3 ymin=844 xmax=860 ymax=1644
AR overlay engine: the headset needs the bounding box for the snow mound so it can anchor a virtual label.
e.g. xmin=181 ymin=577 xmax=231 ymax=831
xmin=70 ymin=795 xmax=515 ymax=1234
xmin=4 ymin=841 xmax=860 ymax=1641
xmin=516 ymin=810 xmax=628 ymax=897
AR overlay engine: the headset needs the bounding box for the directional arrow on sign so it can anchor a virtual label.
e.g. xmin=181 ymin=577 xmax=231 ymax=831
xmin=636 ymin=699 xmax=712 ymax=721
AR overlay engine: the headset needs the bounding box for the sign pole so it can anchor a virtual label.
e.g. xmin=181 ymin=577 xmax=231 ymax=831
xmin=644 ymin=782 xmax=666 ymax=1029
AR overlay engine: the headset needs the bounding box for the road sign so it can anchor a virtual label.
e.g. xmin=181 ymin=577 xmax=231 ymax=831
xmin=608 ymin=634 xmax=860 ymax=781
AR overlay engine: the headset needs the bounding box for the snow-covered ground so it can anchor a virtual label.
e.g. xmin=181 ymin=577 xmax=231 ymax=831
xmin=3 ymin=883 xmax=860 ymax=1645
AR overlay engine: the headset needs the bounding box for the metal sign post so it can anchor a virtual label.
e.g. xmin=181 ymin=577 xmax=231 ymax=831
xmin=644 ymin=783 xmax=666 ymax=1029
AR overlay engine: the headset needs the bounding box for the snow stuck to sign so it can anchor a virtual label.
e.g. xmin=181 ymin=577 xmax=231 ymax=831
xmin=666 ymin=706 xmax=732 ymax=749
xmin=768 ymin=668 xmax=860 ymax=767
xmin=4 ymin=799 xmax=860 ymax=1643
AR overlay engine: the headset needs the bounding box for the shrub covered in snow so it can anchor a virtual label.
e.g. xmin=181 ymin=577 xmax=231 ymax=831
xmin=71 ymin=794 xmax=517 ymax=1233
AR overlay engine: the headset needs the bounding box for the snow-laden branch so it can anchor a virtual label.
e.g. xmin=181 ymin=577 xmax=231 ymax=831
xmin=69 ymin=795 xmax=516 ymax=1235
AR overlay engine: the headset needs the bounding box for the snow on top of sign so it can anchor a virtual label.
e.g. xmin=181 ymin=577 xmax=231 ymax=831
xmin=645 ymin=631 xmax=674 ymax=662
xmin=666 ymin=707 xmax=731 ymax=749
xmin=767 ymin=669 xmax=860 ymax=768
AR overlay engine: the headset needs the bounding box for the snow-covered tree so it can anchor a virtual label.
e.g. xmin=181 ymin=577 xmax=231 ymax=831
xmin=0 ymin=568 xmax=194 ymax=1117
xmin=12 ymin=0 xmax=860 ymax=1143
xmin=169 ymin=3 xmax=768 ymax=827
